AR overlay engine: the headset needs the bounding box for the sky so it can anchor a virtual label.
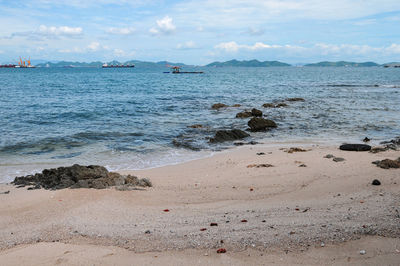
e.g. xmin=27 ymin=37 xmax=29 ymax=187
xmin=0 ymin=0 xmax=400 ymax=65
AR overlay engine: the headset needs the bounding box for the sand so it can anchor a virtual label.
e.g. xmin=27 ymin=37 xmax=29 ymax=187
xmin=0 ymin=143 xmax=399 ymax=265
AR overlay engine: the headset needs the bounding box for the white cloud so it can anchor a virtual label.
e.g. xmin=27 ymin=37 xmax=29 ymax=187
xmin=214 ymin=41 xmax=400 ymax=56
xmin=149 ymin=16 xmax=176 ymax=35
xmin=113 ymin=48 xmax=136 ymax=57
xmin=106 ymin=27 xmax=136 ymax=35
xmin=244 ymin=27 xmax=265 ymax=36
xmin=177 ymin=41 xmax=197 ymax=49
xmin=37 ymin=25 xmax=82 ymax=36
xmin=87 ymin=42 xmax=101 ymax=51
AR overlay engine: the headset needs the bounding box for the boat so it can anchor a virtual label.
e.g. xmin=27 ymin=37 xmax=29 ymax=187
xmin=102 ymin=63 xmax=135 ymax=68
xmin=0 ymin=57 xmax=35 ymax=68
xmin=164 ymin=65 xmax=204 ymax=74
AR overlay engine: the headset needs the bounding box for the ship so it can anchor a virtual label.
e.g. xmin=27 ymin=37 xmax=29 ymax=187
xmin=102 ymin=63 xmax=135 ymax=68
xmin=0 ymin=57 xmax=35 ymax=68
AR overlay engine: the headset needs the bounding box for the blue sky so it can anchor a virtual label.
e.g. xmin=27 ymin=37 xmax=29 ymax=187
xmin=0 ymin=0 xmax=400 ymax=64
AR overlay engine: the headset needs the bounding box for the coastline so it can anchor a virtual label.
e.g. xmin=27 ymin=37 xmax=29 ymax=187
xmin=1 ymin=141 xmax=399 ymax=265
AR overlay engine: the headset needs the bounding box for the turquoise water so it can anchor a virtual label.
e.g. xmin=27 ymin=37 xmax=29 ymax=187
xmin=0 ymin=67 xmax=399 ymax=181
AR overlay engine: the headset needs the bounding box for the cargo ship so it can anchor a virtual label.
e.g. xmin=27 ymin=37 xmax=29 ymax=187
xmin=102 ymin=63 xmax=135 ymax=68
xmin=0 ymin=57 xmax=35 ymax=68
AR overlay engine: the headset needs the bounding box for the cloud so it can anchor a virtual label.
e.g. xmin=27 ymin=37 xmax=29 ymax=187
xmin=149 ymin=16 xmax=176 ymax=35
xmin=113 ymin=48 xmax=136 ymax=57
xmin=177 ymin=41 xmax=197 ymax=50
xmin=106 ymin=27 xmax=136 ymax=35
xmin=37 ymin=25 xmax=82 ymax=36
xmin=243 ymin=27 xmax=265 ymax=36
xmin=214 ymin=41 xmax=400 ymax=56
xmin=87 ymin=42 xmax=101 ymax=51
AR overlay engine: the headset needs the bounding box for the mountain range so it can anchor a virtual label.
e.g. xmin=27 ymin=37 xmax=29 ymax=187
xmin=33 ymin=59 xmax=400 ymax=68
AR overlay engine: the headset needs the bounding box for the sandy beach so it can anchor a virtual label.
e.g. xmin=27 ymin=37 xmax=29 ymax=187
xmin=0 ymin=142 xmax=399 ymax=265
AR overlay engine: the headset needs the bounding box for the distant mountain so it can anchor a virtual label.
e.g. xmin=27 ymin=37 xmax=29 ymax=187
xmin=206 ymin=59 xmax=291 ymax=67
xmin=304 ymin=61 xmax=379 ymax=67
xmin=35 ymin=60 xmax=190 ymax=68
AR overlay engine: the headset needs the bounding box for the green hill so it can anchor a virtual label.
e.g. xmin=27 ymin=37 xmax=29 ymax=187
xmin=304 ymin=61 xmax=379 ymax=67
xmin=206 ymin=59 xmax=291 ymax=67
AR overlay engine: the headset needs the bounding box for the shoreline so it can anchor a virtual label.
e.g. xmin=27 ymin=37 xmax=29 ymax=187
xmin=1 ymin=141 xmax=399 ymax=264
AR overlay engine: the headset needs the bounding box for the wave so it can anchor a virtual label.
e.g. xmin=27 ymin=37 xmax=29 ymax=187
xmin=325 ymin=84 xmax=399 ymax=88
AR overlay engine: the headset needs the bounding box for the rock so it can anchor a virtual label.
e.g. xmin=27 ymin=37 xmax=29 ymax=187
xmin=231 ymin=104 xmax=241 ymax=107
xmin=299 ymin=164 xmax=307 ymax=167
xmin=333 ymin=157 xmax=345 ymax=162
xmin=321 ymin=242 xmax=325 ymax=247
xmin=210 ymin=129 xmax=250 ymax=143
xmin=373 ymin=158 xmax=400 ymax=169
xmin=210 ymin=223 xmax=218 ymax=226
xmin=370 ymin=147 xmax=389 ymax=153
xmin=339 ymin=144 xmax=371 ymax=151
xmin=359 ymin=250 xmax=366 ymax=255
xmin=211 ymin=103 xmax=228 ymax=110
xmin=188 ymin=124 xmax=203 ymax=128
xmin=256 ymin=152 xmax=266 ymax=155
xmin=372 ymin=179 xmax=381 ymax=185
xmin=276 ymin=102 xmax=288 ymax=107
xmin=236 ymin=111 xmax=252 ymax=118
xmin=363 ymin=137 xmax=370 ymax=142
xmin=262 ymin=103 xmax=275 ymax=108
xmin=0 ymin=190 xmax=10 ymax=194
xmin=248 ymin=117 xmax=277 ymax=132
xmin=145 ymin=230 xmax=151 ymax=234
xmin=286 ymin=97 xmax=305 ymax=102
xmin=324 ymin=154 xmax=334 ymax=158
xmin=12 ymin=164 xmax=152 ymax=190
xmin=251 ymin=108 xmax=263 ymax=117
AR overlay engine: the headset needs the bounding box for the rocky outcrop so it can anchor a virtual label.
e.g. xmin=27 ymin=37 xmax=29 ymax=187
xmin=211 ymin=103 xmax=228 ymax=110
xmin=339 ymin=144 xmax=371 ymax=151
xmin=12 ymin=164 xmax=152 ymax=190
xmin=251 ymin=108 xmax=263 ymax=117
xmin=236 ymin=111 xmax=252 ymax=118
xmin=372 ymin=158 xmax=400 ymax=169
xmin=262 ymin=102 xmax=288 ymax=108
xmin=286 ymin=97 xmax=305 ymax=102
xmin=210 ymin=129 xmax=250 ymax=143
xmin=248 ymin=117 xmax=277 ymax=132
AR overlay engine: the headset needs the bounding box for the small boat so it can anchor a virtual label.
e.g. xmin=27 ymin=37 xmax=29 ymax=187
xmin=164 ymin=66 xmax=203 ymax=74
xmin=102 ymin=63 xmax=135 ymax=68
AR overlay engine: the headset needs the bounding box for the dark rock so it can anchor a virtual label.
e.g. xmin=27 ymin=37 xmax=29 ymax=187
xmin=188 ymin=124 xmax=203 ymax=128
xmin=211 ymin=103 xmax=228 ymax=110
xmin=324 ymin=154 xmax=334 ymax=158
xmin=363 ymin=137 xmax=370 ymax=142
xmin=256 ymin=152 xmax=265 ymax=155
xmin=12 ymin=164 xmax=152 ymax=190
xmin=333 ymin=157 xmax=345 ymax=162
xmin=373 ymin=158 xmax=400 ymax=169
xmin=262 ymin=103 xmax=275 ymax=108
xmin=339 ymin=144 xmax=371 ymax=151
xmin=231 ymin=104 xmax=241 ymax=107
xmin=276 ymin=102 xmax=288 ymax=107
xmin=248 ymin=117 xmax=277 ymax=132
xmin=236 ymin=111 xmax=252 ymax=118
xmin=370 ymin=147 xmax=389 ymax=153
xmin=372 ymin=179 xmax=381 ymax=186
xmin=286 ymin=97 xmax=305 ymax=102
xmin=251 ymin=108 xmax=263 ymax=117
xmin=0 ymin=190 xmax=10 ymax=194
xmin=210 ymin=129 xmax=250 ymax=143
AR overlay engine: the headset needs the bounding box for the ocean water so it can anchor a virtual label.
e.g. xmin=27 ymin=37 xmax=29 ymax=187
xmin=0 ymin=67 xmax=399 ymax=182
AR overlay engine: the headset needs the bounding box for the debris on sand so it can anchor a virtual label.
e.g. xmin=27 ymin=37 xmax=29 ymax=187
xmin=247 ymin=164 xmax=274 ymax=168
xmin=217 ymin=248 xmax=226 ymax=253
xmin=324 ymin=154 xmax=334 ymax=158
xmin=372 ymin=158 xmax=400 ymax=169
xmin=284 ymin=147 xmax=308 ymax=153
xmin=12 ymin=164 xmax=152 ymax=190
xmin=0 ymin=190 xmax=10 ymax=195
xmin=333 ymin=157 xmax=345 ymax=162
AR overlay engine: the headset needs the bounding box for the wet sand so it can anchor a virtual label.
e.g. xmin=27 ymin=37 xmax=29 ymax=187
xmin=0 ymin=143 xmax=399 ymax=265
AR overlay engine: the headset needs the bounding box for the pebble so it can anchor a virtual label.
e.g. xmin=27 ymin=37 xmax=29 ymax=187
xmin=372 ymin=179 xmax=381 ymax=186
xmin=321 ymin=242 xmax=325 ymax=247
xmin=324 ymin=154 xmax=334 ymax=158
xmin=145 ymin=230 xmax=151 ymax=234
xmin=359 ymin=250 xmax=366 ymax=255
xmin=333 ymin=157 xmax=345 ymax=162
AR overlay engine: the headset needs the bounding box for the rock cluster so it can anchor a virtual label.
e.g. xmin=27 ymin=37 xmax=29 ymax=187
xmin=12 ymin=164 xmax=152 ymax=190
xmin=372 ymin=158 xmax=400 ymax=169
xmin=248 ymin=117 xmax=277 ymax=132
xmin=210 ymin=129 xmax=250 ymax=143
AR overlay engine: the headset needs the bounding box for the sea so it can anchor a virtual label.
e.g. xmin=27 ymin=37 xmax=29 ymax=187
xmin=1 ymin=67 xmax=399 ymax=182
